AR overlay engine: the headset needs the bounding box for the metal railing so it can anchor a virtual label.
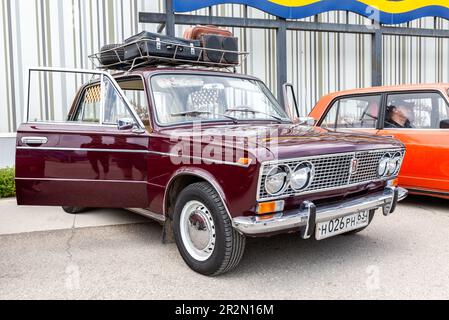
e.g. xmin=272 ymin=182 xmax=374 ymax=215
xmin=88 ymin=38 xmax=250 ymax=72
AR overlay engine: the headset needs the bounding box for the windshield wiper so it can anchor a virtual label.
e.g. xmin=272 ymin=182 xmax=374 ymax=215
xmin=170 ymin=110 xmax=238 ymax=124
xmin=225 ymin=107 xmax=286 ymax=123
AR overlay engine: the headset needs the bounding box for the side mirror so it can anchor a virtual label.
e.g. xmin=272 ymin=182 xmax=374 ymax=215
xmin=117 ymin=118 xmax=135 ymax=130
xmin=440 ymin=119 xmax=449 ymax=129
xmin=282 ymin=83 xmax=300 ymax=120
xmin=297 ymin=117 xmax=316 ymax=126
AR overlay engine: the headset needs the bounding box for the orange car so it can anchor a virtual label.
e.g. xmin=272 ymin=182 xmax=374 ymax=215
xmin=309 ymin=84 xmax=449 ymax=199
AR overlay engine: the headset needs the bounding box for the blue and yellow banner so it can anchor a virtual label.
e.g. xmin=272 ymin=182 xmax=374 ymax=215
xmin=173 ymin=0 xmax=449 ymax=24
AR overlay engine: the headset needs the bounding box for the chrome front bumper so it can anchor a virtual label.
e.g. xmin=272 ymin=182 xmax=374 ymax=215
xmin=233 ymin=186 xmax=408 ymax=237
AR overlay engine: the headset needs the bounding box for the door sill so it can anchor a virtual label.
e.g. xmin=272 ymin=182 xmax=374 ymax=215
xmin=126 ymin=208 xmax=166 ymax=224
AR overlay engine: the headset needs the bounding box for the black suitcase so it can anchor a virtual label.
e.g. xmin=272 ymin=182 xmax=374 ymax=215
xmin=201 ymin=34 xmax=224 ymax=63
xmin=201 ymin=35 xmax=239 ymax=64
xmin=123 ymin=31 xmax=201 ymax=62
xmin=222 ymin=36 xmax=239 ymax=64
xmin=99 ymin=44 xmax=126 ymax=69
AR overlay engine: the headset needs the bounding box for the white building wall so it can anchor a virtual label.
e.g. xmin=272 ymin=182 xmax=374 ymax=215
xmin=0 ymin=1 xmax=448 ymax=167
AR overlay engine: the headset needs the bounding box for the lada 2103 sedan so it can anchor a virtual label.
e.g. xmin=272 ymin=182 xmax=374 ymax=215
xmin=15 ymin=66 xmax=407 ymax=275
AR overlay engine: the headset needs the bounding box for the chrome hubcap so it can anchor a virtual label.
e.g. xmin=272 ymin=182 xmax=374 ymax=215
xmin=180 ymin=200 xmax=216 ymax=261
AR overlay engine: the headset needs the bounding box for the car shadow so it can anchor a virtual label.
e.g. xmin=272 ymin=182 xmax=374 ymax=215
xmin=401 ymin=194 xmax=449 ymax=212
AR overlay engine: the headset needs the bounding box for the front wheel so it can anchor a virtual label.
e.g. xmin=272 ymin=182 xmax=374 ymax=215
xmin=173 ymin=182 xmax=246 ymax=276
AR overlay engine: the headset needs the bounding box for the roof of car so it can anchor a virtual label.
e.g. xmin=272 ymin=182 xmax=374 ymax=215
xmin=113 ymin=66 xmax=259 ymax=80
xmin=320 ymin=83 xmax=449 ymax=101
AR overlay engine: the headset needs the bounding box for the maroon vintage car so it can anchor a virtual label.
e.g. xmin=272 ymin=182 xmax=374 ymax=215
xmin=15 ymin=66 xmax=407 ymax=275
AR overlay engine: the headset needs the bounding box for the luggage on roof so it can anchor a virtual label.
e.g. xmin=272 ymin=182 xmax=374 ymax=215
xmin=89 ymin=26 xmax=247 ymax=71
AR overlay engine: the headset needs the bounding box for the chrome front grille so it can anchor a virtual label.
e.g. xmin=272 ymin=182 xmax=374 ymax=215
xmin=258 ymin=148 xmax=405 ymax=201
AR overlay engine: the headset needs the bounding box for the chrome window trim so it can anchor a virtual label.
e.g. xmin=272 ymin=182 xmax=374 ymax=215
xmin=256 ymin=148 xmax=405 ymax=201
xmin=147 ymin=72 xmax=290 ymax=128
xmin=25 ymin=121 xmax=117 ymax=127
xmin=26 ymin=67 xmax=145 ymax=129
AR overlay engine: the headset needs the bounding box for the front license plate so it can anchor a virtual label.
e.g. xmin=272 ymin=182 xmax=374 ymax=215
xmin=315 ymin=211 xmax=369 ymax=240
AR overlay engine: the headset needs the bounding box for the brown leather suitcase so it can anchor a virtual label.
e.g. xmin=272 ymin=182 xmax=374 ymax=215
xmin=184 ymin=25 xmax=239 ymax=65
xmin=183 ymin=25 xmax=232 ymax=40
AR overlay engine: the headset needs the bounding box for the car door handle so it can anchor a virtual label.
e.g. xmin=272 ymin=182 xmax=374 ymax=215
xmin=21 ymin=136 xmax=48 ymax=145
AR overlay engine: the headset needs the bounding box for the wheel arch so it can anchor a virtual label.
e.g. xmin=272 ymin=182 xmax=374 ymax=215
xmin=163 ymin=168 xmax=233 ymax=222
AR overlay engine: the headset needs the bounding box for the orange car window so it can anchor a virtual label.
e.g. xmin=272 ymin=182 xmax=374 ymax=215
xmin=322 ymin=95 xmax=381 ymax=130
xmin=385 ymin=92 xmax=449 ymax=129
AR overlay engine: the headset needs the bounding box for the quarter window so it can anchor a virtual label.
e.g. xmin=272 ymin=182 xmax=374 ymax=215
xmin=74 ymin=85 xmax=101 ymax=123
xmin=73 ymin=78 xmax=135 ymax=125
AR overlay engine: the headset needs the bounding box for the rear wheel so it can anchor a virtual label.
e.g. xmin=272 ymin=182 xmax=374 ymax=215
xmin=173 ymin=182 xmax=246 ymax=276
xmin=342 ymin=210 xmax=375 ymax=235
xmin=62 ymin=207 xmax=87 ymax=214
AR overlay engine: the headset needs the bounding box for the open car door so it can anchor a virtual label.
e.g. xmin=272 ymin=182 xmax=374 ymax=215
xmin=15 ymin=67 xmax=150 ymax=208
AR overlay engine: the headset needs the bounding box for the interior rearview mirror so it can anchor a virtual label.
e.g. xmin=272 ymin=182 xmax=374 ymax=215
xmin=117 ymin=118 xmax=135 ymax=130
xmin=440 ymin=119 xmax=449 ymax=129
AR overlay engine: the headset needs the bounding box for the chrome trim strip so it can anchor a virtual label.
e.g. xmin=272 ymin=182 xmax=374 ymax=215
xmin=126 ymin=208 xmax=166 ymax=223
xmin=25 ymin=121 xmax=117 ymax=127
xmin=16 ymin=146 xmax=250 ymax=167
xmin=234 ymin=186 xmax=408 ymax=235
xmin=261 ymin=148 xmax=404 ymax=166
xmin=17 ymin=146 xmax=151 ymax=154
xmin=256 ymin=148 xmax=405 ymax=201
xmin=15 ymin=177 xmax=147 ymax=184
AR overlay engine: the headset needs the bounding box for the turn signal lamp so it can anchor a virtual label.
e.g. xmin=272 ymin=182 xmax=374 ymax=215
xmin=387 ymin=178 xmax=399 ymax=187
xmin=257 ymin=200 xmax=285 ymax=215
xmin=237 ymin=157 xmax=252 ymax=166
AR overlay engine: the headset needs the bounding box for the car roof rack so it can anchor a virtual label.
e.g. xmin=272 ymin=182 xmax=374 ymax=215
xmin=88 ymin=38 xmax=250 ymax=72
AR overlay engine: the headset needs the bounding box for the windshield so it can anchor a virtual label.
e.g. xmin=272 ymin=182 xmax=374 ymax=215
xmin=149 ymin=74 xmax=290 ymax=125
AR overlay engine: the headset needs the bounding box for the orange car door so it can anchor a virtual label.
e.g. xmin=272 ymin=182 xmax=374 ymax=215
xmin=377 ymin=91 xmax=449 ymax=195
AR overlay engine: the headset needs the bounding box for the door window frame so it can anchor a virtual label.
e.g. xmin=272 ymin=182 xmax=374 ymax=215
xmin=25 ymin=67 xmax=145 ymax=129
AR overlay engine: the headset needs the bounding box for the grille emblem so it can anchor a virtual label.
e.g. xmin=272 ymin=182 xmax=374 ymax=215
xmin=349 ymin=158 xmax=359 ymax=174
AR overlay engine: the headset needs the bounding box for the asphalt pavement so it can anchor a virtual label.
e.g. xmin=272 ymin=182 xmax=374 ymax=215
xmin=1 ymin=195 xmax=449 ymax=299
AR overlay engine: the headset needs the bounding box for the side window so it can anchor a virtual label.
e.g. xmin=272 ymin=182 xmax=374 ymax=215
xmin=103 ymin=79 xmax=134 ymax=124
xmin=321 ymin=102 xmax=338 ymax=129
xmin=321 ymin=95 xmax=381 ymax=129
xmin=385 ymin=92 xmax=449 ymax=129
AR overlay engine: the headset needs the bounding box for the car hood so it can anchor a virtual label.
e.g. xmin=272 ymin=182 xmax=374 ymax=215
xmin=158 ymin=123 xmax=404 ymax=162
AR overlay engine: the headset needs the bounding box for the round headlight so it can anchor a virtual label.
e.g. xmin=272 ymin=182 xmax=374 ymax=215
xmin=389 ymin=153 xmax=402 ymax=175
xmin=290 ymin=162 xmax=314 ymax=191
xmin=264 ymin=165 xmax=290 ymax=195
xmin=386 ymin=159 xmax=397 ymax=175
xmin=378 ymin=154 xmax=391 ymax=177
